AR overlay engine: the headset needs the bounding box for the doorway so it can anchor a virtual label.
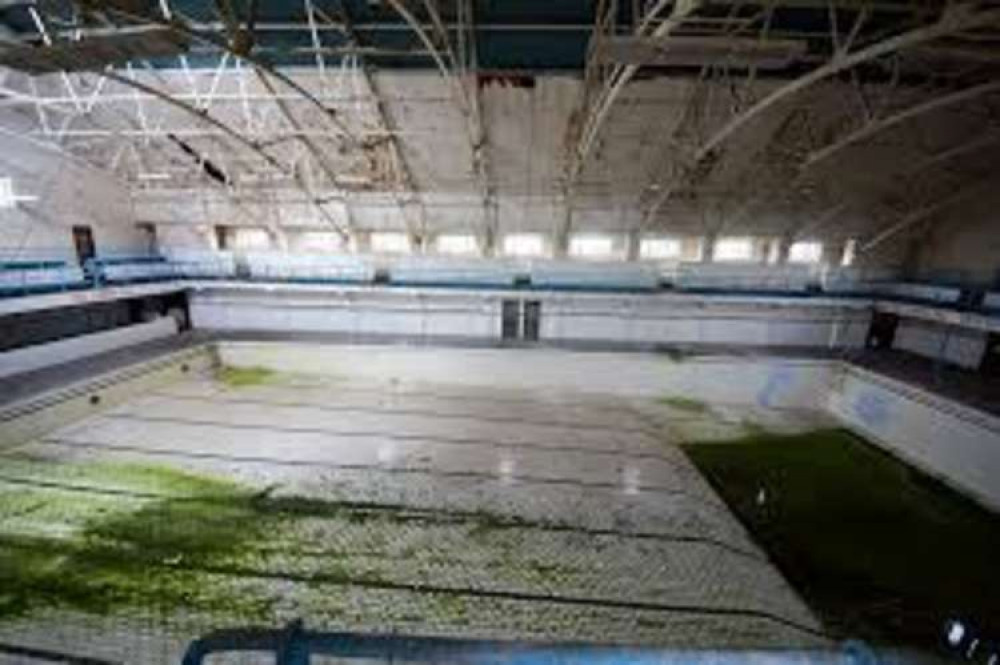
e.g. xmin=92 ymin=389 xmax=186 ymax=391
xmin=72 ymin=225 xmax=96 ymax=266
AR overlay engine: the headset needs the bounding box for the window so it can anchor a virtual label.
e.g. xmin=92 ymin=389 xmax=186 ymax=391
xmin=296 ymin=232 xmax=344 ymax=253
xmin=713 ymin=237 xmax=754 ymax=262
xmin=0 ymin=177 xmax=14 ymax=208
xmin=503 ymin=233 xmax=545 ymax=258
xmin=232 ymin=228 xmax=271 ymax=251
xmin=789 ymin=241 xmax=823 ymax=264
xmin=639 ymin=237 xmax=681 ymax=260
xmin=569 ymin=234 xmax=614 ymax=260
xmin=841 ymin=238 xmax=857 ymax=267
xmin=370 ymin=232 xmax=410 ymax=254
xmin=436 ymin=234 xmax=478 ymax=256
xmin=0 ymin=177 xmax=36 ymax=208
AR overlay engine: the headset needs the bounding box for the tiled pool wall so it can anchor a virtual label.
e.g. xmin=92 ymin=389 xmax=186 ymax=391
xmin=220 ymin=342 xmax=1000 ymax=512
xmin=5 ymin=340 xmax=999 ymax=512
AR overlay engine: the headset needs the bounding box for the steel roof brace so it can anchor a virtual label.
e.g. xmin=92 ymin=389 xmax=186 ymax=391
xmin=640 ymin=3 xmax=1000 ymax=228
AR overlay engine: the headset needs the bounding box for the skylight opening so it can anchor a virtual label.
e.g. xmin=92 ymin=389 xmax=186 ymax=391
xmin=231 ymin=228 xmax=272 ymax=251
xmin=639 ymin=237 xmax=681 ymax=260
xmin=435 ymin=234 xmax=479 ymax=256
xmin=569 ymin=234 xmax=614 ymax=260
xmin=370 ymin=232 xmax=411 ymax=254
xmin=503 ymin=233 xmax=545 ymax=258
xmin=296 ymin=232 xmax=344 ymax=253
xmin=789 ymin=241 xmax=823 ymax=264
xmin=713 ymin=237 xmax=754 ymax=262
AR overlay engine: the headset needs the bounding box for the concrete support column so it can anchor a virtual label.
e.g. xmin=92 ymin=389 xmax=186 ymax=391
xmin=776 ymin=235 xmax=793 ymax=264
xmin=267 ymin=228 xmax=289 ymax=252
xmin=700 ymin=234 xmax=717 ymax=263
xmin=825 ymin=239 xmax=848 ymax=267
xmin=409 ymin=232 xmax=426 ymax=255
xmin=351 ymin=230 xmax=371 ymax=254
xmin=552 ymin=226 xmax=570 ymax=259
xmin=479 ymin=227 xmax=496 ymax=258
xmin=626 ymin=229 xmax=641 ymax=261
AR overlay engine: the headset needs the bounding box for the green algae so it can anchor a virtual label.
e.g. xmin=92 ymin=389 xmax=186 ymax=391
xmin=0 ymin=462 xmax=275 ymax=623
xmin=682 ymin=427 xmax=1000 ymax=648
xmin=217 ymin=365 xmax=277 ymax=387
xmin=0 ymin=459 xmax=581 ymax=626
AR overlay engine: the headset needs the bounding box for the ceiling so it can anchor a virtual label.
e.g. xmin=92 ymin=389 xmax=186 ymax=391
xmin=0 ymin=0 xmax=999 ymax=257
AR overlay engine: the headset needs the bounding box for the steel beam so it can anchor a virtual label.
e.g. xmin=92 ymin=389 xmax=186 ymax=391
xmin=641 ymin=4 xmax=1000 ymax=226
xmin=317 ymin=4 xmax=428 ymax=246
xmin=804 ymin=78 xmax=1000 ymax=169
xmin=100 ymin=69 xmax=350 ymax=238
xmin=98 ymin=4 xmax=363 ymax=150
xmin=794 ymin=128 xmax=1000 ymax=239
xmin=383 ymin=0 xmax=496 ymax=254
xmin=860 ymin=176 xmax=996 ymax=253
xmin=569 ymin=0 xmax=702 ymax=185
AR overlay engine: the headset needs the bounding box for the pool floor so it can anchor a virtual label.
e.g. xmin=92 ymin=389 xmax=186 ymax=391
xmin=0 ymin=365 xmax=828 ymax=662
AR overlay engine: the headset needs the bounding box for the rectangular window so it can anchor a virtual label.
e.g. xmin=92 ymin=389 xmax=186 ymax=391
xmin=232 ymin=228 xmax=271 ymax=251
xmin=370 ymin=232 xmax=410 ymax=254
xmin=503 ymin=233 xmax=545 ymax=258
xmin=639 ymin=237 xmax=681 ymax=260
xmin=569 ymin=234 xmax=614 ymax=260
xmin=713 ymin=237 xmax=754 ymax=262
xmin=789 ymin=241 xmax=823 ymax=264
xmin=435 ymin=234 xmax=478 ymax=256
xmin=296 ymin=231 xmax=344 ymax=253
xmin=0 ymin=177 xmax=14 ymax=208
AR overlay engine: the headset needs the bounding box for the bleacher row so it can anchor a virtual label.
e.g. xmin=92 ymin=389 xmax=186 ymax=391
xmin=1 ymin=251 xmax=998 ymax=313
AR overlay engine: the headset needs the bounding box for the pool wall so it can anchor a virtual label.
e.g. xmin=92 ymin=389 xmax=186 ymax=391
xmin=829 ymin=365 xmax=1000 ymax=511
xmin=220 ymin=341 xmax=1000 ymax=512
xmin=217 ymin=342 xmax=837 ymax=410
xmin=4 ymin=339 xmax=998 ymax=512
xmin=191 ymin=286 xmax=873 ymax=349
xmin=0 ymin=344 xmax=214 ymax=449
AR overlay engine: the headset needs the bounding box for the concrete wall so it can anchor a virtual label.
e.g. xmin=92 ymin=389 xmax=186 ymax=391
xmin=915 ymin=190 xmax=1000 ymax=287
xmin=0 ymin=316 xmax=178 ymax=379
xmin=191 ymin=285 xmax=872 ymax=350
xmin=0 ymin=344 xmax=212 ymax=449
xmin=0 ymin=116 xmax=144 ymax=261
xmin=218 ymin=341 xmax=836 ymax=410
xmin=893 ymin=319 xmax=988 ymax=369
xmin=222 ymin=340 xmax=1000 ymax=511
xmin=829 ymin=365 xmax=1000 ymax=511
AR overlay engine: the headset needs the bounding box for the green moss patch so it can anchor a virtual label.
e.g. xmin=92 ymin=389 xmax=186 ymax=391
xmin=683 ymin=428 xmax=1000 ymax=648
xmin=0 ymin=460 xmax=584 ymax=627
xmin=0 ymin=462 xmax=276 ymax=623
xmin=217 ymin=366 xmax=276 ymax=388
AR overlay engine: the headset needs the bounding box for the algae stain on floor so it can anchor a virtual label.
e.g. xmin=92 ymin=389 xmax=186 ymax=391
xmin=0 ymin=459 xmax=592 ymax=630
xmin=682 ymin=427 xmax=1000 ymax=648
xmin=0 ymin=461 xmax=279 ymax=624
xmin=216 ymin=365 xmax=277 ymax=388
